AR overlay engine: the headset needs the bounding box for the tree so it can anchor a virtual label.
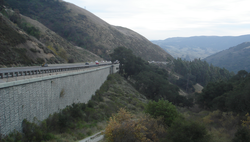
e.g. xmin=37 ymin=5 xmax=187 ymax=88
xmin=104 ymin=108 xmax=166 ymax=142
xmin=0 ymin=0 xmax=4 ymax=10
xmin=110 ymin=46 xmax=148 ymax=78
xmin=168 ymin=120 xmax=211 ymax=142
xmin=145 ymin=99 xmax=179 ymax=126
xmin=197 ymin=81 xmax=233 ymax=109
xmin=110 ymin=47 xmax=192 ymax=106
xmin=233 ymin=127 xmax=250 ymax=142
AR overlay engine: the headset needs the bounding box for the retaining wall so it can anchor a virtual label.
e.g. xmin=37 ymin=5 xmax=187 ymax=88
xmin=0 ymin=64 xmax=119 ymax=135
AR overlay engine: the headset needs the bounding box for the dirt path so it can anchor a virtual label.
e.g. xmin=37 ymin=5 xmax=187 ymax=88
xmin=193 ymin=83 xmax=203 ymax=93
xmin=78 ymin=131 xmax=104 ymax=142
xmin=179 ymin=89 xmax=188 ymax=96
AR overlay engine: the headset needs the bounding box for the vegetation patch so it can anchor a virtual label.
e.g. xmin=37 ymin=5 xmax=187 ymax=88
xmin=104 ymin=102 xmax=211 ymax=142
xmin=60 ymin=89 xmax=65 ymax=98
xmin=1 ymin=74 xmax=146 ymax=141
xmin=111 ymin=47 xmax=193 ymax=107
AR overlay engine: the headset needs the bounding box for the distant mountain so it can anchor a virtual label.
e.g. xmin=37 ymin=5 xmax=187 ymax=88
xmin=203 ymin=42 xmax=250 ymax=73
xmin=152 ymin=35 xmax=250 ymax=60
xmin=5 ymin=0 xmax=173 ymax=61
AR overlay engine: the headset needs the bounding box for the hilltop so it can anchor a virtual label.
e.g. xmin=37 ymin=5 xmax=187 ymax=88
xmin=152 ymin=35 xmax=250 ymax=60
xmin=0 ymin=9 xmax=102 ymax=67
xmin=204 ymin=42 xmax=250 ymax=73
xmin=4 ymin=0 xmax=173 ymax=61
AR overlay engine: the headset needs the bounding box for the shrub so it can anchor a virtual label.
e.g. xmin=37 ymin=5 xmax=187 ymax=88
xmin=22 ymin=119 xmax=55 ymax=142
xmin=233 ymin=127 xmax=250 ymax=142
xmin=36 ymin=58 xmax=44 ymax=64
xmin=68 ymin=58 xmax=74 ymax=63
xmin=60 ymin=88 xmax=65 ymax=98
xmin=58 ymin=48 xmax=68 ymax=61
xmin=58 ymin=110 xmax=72 ymax=129
xmin=168 ymin=120 xmax=211 ymax=142
xmin=29 ymin=48 xmax=38 ymax=53
xmin=104 ymin=108 xmax=166 ymax=142
xmin=92 ymin=94 xmax=103 ymax=102
xmin=70 ymin=103 xmax=85 ymax=119
xmin=242 ymin=113 xmax=250 ymax=129
xmin=87 ymin=100 xmax=95 ymax=108
xmin=145 ymin=99 xmax=178 ymax=126
xmin=0 ymin=130 xmax=23 ymax=142
xmin=18 ymin=21 xmax=41 ymax=39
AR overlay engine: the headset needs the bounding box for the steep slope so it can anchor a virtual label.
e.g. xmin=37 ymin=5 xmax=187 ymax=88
xmin=0 ymin=12 xmax=58 ymax=67
xmin=0 ymin=13 xmax=34 ymax=67
xmin=203 ymin=42 xmax=250 ymax=73
xmin=5 ymin=0 xmax=173 ymax=61
xmin=21 ymin=14 xmax=103 ymax=63
xmin=0 ymin=9 xmax=103 ymax=67
xmin=152 ymin=35 xmax=250 ymax=60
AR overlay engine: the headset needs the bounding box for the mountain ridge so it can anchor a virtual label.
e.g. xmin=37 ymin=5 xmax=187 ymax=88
xmin=152 ymin=35 xmax=250 ymax=60
xmin=4 ymin=0 xmax=173 ymax=61
xmin=203 ymin=42 xmax=250 ymax=73
xmin=0 ymin=8 xmax=103 ymax=67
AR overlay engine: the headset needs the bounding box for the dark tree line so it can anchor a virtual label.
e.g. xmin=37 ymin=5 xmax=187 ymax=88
xmin=111 ymin=47 xmax=193 ymax=107
xmin=173 ymin=58 xmax=233 ymax=87
xmin=0 ymin=0 xmax=4 ymax=11
xmin=196 ymin=70 xmax=250 ymax=114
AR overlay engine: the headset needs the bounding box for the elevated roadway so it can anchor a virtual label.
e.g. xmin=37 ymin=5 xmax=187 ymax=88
xmin=0 ymin=62 xmax=114 ymax=83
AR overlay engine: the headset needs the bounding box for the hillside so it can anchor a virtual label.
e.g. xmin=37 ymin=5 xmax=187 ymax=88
xmin=0 ymin=9 xmax=103 ymax=67
xmin=203 ymin=42 xmax=250 ymax=73
xmin=4 ymin=0 xmax=173 ymax=61
xmin=152 ymin=35 xmax=250 ymax=60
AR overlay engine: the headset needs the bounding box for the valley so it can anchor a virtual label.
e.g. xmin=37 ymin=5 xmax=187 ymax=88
xmin=1 ymin=0 xmax=250 ymax=142
xmin=152 ymin=35 xmax=250 ymax=60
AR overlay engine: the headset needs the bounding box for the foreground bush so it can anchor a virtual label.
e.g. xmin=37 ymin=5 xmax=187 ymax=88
xmin=104 ymin=108 xmax=166 ymax=142
xmin=233 ymin=127 xmax=250 ymax=142
xmin=145 ymin=99 xmax=178 ymax=126
xmin=168 ymin=119 xmax=211 ymax=142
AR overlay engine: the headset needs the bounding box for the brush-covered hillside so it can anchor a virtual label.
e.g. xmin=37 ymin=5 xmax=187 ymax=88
xmin=4 ymin=0 xmax=173 ymax=61
xmin=0 ymin=9 xmax=103 ymax=67
xmin=204 ymin=42 xmax=250 ymax=73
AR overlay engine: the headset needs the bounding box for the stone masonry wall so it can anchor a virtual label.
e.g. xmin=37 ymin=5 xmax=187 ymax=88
xmin=0 ymin=65 xmax=113 ymax=136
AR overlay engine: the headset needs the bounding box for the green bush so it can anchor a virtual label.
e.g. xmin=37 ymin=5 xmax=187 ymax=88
xmin=145 ymin=99 xmax=179 ymax=126
xmin=233 ymin=127 xmax=250 ymax=142
xmin=168 ymin=120 xmax=211 ymax=142
xmin=105 ymin=108 xmax=166 ymax=142
xmin=87 ymin=100 xmax=95 ymax=108
xmin=22 ymin=119 xmax=55 ymax=142
xmin=70 ymin=103 xmax=85 ymax=119
xmin=92 ymin=94 xmax=104 ymax=102
xmin=18 ymin=22 xmax=41 ymax=39
xmin=36 ymin=58 xmax=44 ymax=64
xmin=0 ymin=130 xmax=23 ymax=142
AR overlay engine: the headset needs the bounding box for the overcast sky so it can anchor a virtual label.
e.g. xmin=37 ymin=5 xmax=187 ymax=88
xmin=63 ymin=0 xmax=250 ymax=40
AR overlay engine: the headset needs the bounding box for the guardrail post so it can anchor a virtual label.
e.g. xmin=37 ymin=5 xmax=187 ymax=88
xmin=6 ymin=73 xmax=9 ymax=82
xmin=15 ymin=72 xmax=17 ymax=81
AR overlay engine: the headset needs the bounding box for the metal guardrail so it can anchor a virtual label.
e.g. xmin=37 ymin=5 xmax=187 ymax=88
xmin=0 ymin=63 xmax=112 ymax=79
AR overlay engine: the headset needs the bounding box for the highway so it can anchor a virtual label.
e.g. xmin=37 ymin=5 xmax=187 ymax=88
xmin=0 ymin=62 xmax=112 ymax=83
